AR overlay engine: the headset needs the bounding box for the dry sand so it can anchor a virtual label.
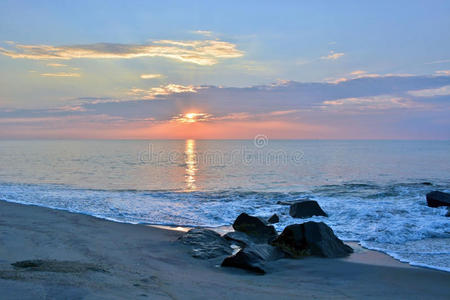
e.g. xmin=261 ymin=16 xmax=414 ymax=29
xmin=0 ymin=200 xmax=449 ymax=299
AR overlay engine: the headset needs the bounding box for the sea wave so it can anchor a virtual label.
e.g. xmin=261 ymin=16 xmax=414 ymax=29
xmin=0 ymin=181 xmax=449 ymax=271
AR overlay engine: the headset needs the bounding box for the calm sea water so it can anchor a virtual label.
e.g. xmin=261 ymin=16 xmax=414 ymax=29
xmin=0 ymin=140 xmax=449 ymax=271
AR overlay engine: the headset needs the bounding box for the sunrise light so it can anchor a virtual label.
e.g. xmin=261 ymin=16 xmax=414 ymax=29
xmin=173 ymin=112 xmax=211 ymax=123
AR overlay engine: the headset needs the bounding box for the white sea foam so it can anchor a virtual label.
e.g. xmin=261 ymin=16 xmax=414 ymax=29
xmin=0 ymin=181 xmax=449 ymax=271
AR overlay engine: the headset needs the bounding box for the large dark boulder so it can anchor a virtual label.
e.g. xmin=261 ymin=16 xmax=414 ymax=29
xmin=221 ymin=244 xmax=285 ymax=274
xmin=289 ymin=200 xmax=328 ymax=218
xmin=232 ymin=213 xmax=277 ymax=243
xmin=271 ymin=222 xmax=353 ymax=258
xmin=426 ymin=191 xmax=450 ymax=207
xmin=267 ymin=214 xmax=280 ymax=224
xmin=179 ymin=228 xmax=232 ymax=259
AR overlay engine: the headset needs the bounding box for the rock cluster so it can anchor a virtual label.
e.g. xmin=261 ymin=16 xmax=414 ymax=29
xmin=180 ymin=200 xmax=353 ymax=275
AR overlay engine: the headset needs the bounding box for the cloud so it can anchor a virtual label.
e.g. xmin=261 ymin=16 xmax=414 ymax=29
xmin=46 ymin=63 xmax=67 ymax=67
xmin=40 ymin=72 xmax=81 ymax=77
xmin=321 ymin=51 xmax=344 ymax=60
xmin=192 ymin=30 xmax=213 ymax=37
xmin=322 ymin=95 xmax=423 ymax=111
xmin=425 ymin=59 xmax=450 ymax=65
xmin=140 ymin=73 xmax=163 ymax=79
xmin=1 ymin=75 xmax=450 ymax=139
xmin=0 ymin=39 xmax=244 ymax=66
xmin=128 ymin=84 xmax=202 ymax=99
xmin=435 ymin=70 xmax=450 ymax=75
xmin=172 ymin=112 xmax=212 ymax=123
xmin=408 ymin=85 xmax=450 ymax=97
xmin=326 ymin=71 xmax=414 ymax=84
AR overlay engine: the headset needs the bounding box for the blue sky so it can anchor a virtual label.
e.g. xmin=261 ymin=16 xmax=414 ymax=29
xmin=0 ymin=1 xmax=449 ymax=139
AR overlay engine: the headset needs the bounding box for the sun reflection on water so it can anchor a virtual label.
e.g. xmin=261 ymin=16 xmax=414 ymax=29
xmin=184 ymin=139 xmax=197 ymax=191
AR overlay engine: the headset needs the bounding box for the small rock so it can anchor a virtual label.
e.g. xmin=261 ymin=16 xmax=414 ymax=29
xmin=421 ymin=182 xmax=432 ymax=186
xmin=267 ymin=214 xmax=279 ymax=224
xmin=246 ymin=243 xmax=286 ymax=261
xmin=221 ymin=250 xmax=266 ymax=274
xmin=426 ymin=191 xmax=450 ymax=207
xmin=289 ymin=200 xmax=328 ymax=218
xmin=221 ymin=243 xmax=284 ymax=274
xmin=271 ymin=222 xmax=353 ymax=258
xmin=179 ymin=228 xmax=232 ymax=259
xmin=446 ymin=207 xmax=450 ymax=217
xmin=232 ymin=213 xmax=277 ymax=243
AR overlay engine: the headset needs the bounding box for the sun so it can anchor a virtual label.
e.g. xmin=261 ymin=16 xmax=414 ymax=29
xmin=185 ymin=113 xmax=196 ymax=120
xmin=173 ymin=112 xmax=211 ymax=123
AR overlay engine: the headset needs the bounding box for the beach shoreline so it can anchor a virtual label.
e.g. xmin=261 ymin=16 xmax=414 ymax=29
xmin=0 ymin=200 xmax=449 ymax=299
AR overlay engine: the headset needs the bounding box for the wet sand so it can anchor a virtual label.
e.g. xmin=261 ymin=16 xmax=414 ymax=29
xmin=0 ymin=200 xmax=449 ymax=299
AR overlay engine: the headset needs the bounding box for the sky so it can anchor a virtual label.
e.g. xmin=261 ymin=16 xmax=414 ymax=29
xmin=0 ymin=0 xmax=449 ymax=139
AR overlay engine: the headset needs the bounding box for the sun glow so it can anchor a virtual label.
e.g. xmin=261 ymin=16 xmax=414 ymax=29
xmin=173 ymin=112 xmax=211 ymax=123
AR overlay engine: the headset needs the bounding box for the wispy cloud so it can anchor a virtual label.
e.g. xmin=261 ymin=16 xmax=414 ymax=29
xmin=425 ymin=59 xmax=450 ymax=65
xmin=0 ymin=39 xmax=244 ymax=66
xmin=192 ymin=30 xmax=213 ymax=37
xmin=408 ymin=85 xmax=450 ymax=97
xmin=140 ymin=73 xmax=163 ymax=79
xmin=46 ymin=63 xmax=67 ymax=67
xmin=321 ymin=51 xmax=344 ymax=60
xmin=40 ymin=72 xmax=81 ymax=77
xmin=435 ymin=70 xmax=450 ymax=76
xmin=128 ymin=84 xmax=201 ymax=99
xmin=326 ymin=70 xmax=413 ymax=84
xmin=322 ymin=95 xmax=421 ymax=111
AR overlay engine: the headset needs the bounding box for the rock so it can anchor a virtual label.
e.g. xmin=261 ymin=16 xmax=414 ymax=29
xmin=267 ymin=214 xmax=279 ymax=224
xmin=289 ymin=200 xmax=328 ymax=218
xmin=426 ymin=191 xmax=450 ymax=207
xmin=246 ymin=243 xmax=286 ymax=261
xmin=179 ymin=228 xmax=232 ymax=259
xmin=221 ymin=244 xmax=285 ymax=274
xmin=223 ymin=231 xmax=255 ymax=247
xmin=446 ymin=207 xmax=450 ymax=217
xmin=271 ymin=222 xmax=353 ymax=258
xmin=421 ymin=182 xmax=432 ymax=186
xmin=221 ymin=250 xmax=266 ymax=274
xmin=232 ymin=213 xmax=277 ymax=243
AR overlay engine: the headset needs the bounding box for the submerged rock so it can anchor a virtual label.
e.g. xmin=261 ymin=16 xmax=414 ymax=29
xmin=232 ymin=213 xmax=277 ymax=243
xmin=179 ymin=228 xmax=232 ymax=259
xmin=271 ymin=222 xmax=353 ymax=258
xmin=426 ymin=191 xmax=450 ymax=207
xmin=267 ymin=214 xmax=280 ymax=224
xmin=221 ymin=244 xmax=285 ymax=274
xmin=289 ymin=200 xmax=328 ymax=218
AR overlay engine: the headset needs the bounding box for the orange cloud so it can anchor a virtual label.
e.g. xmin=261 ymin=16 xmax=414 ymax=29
xmin=0 ymin=39 xmax=243 ymax=66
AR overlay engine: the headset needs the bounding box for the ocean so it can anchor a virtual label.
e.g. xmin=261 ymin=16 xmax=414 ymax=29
xmin=0 ymin=139 xmax=449 ymax=271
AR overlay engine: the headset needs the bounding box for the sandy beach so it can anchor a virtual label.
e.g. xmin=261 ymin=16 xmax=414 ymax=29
xmin=0 ymin=200 xmax=449 ymax=300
